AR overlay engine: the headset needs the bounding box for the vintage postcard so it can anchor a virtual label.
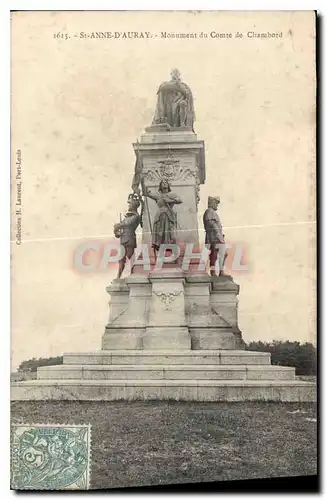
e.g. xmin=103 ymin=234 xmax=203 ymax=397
xmin=11 ymin=10 xmax=317 ymax=490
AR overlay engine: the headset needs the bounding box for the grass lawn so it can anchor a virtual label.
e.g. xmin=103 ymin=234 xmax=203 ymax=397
xmin=11 ymin=401 xmax=317 ymax=490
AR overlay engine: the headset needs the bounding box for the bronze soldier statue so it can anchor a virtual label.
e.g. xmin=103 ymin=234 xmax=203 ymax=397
xmin=203 ymin=196 xmax=228 ymax=276
xmin=113 ymin=193 xmax=141 ymax=278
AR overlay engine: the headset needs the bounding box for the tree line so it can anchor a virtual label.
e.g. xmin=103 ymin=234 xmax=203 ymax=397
xmin=245 ymin=341 xmax=316 ymax=376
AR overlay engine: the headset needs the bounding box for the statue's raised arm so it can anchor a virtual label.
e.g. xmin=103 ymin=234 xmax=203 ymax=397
xmin=143 ymin=187 xmax=159 ymax=202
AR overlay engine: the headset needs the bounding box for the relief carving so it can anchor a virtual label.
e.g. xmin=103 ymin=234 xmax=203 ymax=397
xmin=153 ymin=289 xmax=183 ymax=310
xmin=143 ymin=155 xmax=197 ymax=184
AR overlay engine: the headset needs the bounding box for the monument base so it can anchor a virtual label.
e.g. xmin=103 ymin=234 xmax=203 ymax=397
xmin=11 ymin=273 xmax=315 ymax=402
xmin=142 ymin=327 xmax=191 ymax=349
xmin=11 ymin=349 xmax=316 ymax=402
xmin=101 ymin=274 xmax=243 ymax=351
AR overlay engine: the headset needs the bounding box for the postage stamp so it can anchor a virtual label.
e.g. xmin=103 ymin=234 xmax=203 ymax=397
xmin=11 ymin=424 xmax=91 ymax=490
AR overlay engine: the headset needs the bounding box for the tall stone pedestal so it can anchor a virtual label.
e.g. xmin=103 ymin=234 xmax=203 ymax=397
xmin=133 ymin=130 xmax=205 ymax=246
xmin=101 ymin=274 xmax=242 ymax=352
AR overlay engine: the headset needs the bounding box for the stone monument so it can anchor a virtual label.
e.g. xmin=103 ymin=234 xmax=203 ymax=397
xmin=203 ymin=196 xmax=228 ymax=276
xmin=11 ymin=70 xmax=315 ymax=402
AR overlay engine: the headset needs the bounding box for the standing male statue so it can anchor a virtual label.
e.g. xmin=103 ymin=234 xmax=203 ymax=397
xmin=203 ymin=196 xmax=228 ymax=276
xmin=113 ymin=193 xmax=141 ymax=278
xmin=152 ymin=69 xmax=195 ymax=130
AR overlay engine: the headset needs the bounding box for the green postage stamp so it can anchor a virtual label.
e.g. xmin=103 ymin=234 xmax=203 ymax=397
xmin=11 ymin=424 xmax=91 ymax=490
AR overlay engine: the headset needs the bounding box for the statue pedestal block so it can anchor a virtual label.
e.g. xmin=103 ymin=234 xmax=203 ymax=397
xmin=190 ymin=329 xmax=236 ymax=350
xmin=133 ymin=130 xmax=205 ymax=247
xmin=184 ymin=275 xmax=237 ymax=350
xmin=142 ymin=327 xmax=190 ymax=350
xmin=143 ymin=274 xmax=191 ymax=349
xmin=102 ymin=276 xmax=151 ymax=350
xmin=101 ymin=274 xmax=243 ymax=351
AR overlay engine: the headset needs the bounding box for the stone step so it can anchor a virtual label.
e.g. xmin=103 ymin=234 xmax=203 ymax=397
xmin=63 ymin=350 xmax=271 ymax=366
xmin=11 ymin=379 xmax=316 ymax=402
xmin=37 ymin=364 xmax=295 ymax=381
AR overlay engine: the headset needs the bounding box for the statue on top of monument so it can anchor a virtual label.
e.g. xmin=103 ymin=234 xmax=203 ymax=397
xmin=152 ymin=69 xmax=195 ymax=130
xmin=144 ymin=179 xmax=182 ymax=252
xmin=203 ymin=196 xmax=228 ymax=277
xmin=113 ymin=193 xmax=142 ymax=278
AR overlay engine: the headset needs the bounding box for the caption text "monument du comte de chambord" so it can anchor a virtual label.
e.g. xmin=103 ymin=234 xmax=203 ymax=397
xmin=76 ymin=30 xmax=283 ymax=40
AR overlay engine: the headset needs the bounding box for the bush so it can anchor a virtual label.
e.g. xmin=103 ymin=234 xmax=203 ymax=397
xmin=245 ymin=341 xmax=316 ymax=376
xmin=17 ymin=356 xmax=63 ymax=373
